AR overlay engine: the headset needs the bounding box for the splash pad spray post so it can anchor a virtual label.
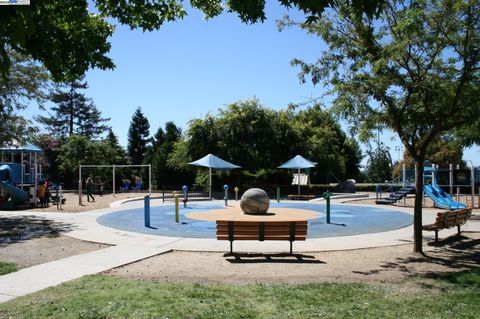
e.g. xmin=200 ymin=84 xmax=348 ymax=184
xmin=144 ymin=196 xmax=150 ymax=227
xmin=323 ymin=191 xmax=332 ymax=224
xmin=234 ymin=186 xmax=239 ymax=201
xmin=182 ymin=185 xmax=188 ymax=208
xmin=224 ymin=184 xmax=229 ymax=206
xmin=174 ymin=192 xmax=179 ymax=223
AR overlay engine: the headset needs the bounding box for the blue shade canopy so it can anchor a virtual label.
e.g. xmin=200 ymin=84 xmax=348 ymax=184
xmin=189 ymin=154 xmax=241 ymax=169
xmin=0 ymin=142 xmax=42 ymax=153
xmin=278 ymin=155 xmax=317 ymax=169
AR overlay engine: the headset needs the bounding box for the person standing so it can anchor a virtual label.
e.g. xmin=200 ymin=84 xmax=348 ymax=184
xmin=86 ymin=177 xmax=95 ymax=202
xmin=44 ymin=179 xmax=50 ymax=207
xmin=36 ymin=182 xmax=45 ymax=207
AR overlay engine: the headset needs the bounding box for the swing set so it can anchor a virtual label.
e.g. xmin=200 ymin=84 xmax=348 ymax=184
xmin=78 ymin=164 xmax=151 ymax=205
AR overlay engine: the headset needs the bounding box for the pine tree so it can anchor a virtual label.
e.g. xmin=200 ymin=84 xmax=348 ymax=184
xmin=127 ymin=107 xmax=150 ymax=165
xmin=150 ymin=122 xmax=182 ymax=186
xmin=106 ymin=128 xmax=127 ymax=164
xmin=36 ymin=77 xmax=110 ymax=139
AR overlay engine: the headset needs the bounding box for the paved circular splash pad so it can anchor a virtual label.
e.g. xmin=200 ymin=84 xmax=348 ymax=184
xmin=97 ymin=202 xmax=412 ymax=238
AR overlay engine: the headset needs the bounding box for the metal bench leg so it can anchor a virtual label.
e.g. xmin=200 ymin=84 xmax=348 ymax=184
xmin=230 ymin=240 xmax=233 ymax=254
xmin=435 ymin=231 xmax=438 ymax=242
xmin=290 ymin=241 xmax=293 ymax=255
xmin=457 ymin=225 xmax=461 ymax=235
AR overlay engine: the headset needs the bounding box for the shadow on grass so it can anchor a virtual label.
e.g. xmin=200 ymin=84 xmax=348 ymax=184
xmin=225 ymin=253 xmax=325 ymax=264
xmin=0 ymin=216 xmax=75 ymax=245
xmin=353 ymin=233 xmax=480 ymax=280
xmin=425 ymin=266 xmax=480 ymax=287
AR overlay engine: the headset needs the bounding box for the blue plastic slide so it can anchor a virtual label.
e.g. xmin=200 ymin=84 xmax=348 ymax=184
xmin=0 ymin=164 xmax=28 ymax=209
xmin=0 ymin=180 xmax=28 ymax=209
xmin=424 ymin=184 xmax=467 ymax=210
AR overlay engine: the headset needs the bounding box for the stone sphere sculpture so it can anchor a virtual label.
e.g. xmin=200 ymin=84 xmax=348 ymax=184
xmin=240 ymin=188 xmax=270 ymax=215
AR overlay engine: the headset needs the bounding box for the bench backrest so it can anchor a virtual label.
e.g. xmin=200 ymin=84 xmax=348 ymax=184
xmin=435 ymin=209 xmax=472 ymax=229
xmin=216 ymin=220 xmax=308 ymax=241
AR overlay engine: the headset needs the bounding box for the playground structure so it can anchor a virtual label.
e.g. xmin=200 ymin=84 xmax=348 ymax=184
xmin=78 ymin=164 xmax=152 ymax=205
xmin=0 ymin=142 xmax=43 ymax=209
xmin=376 ymin=163 xmax=479 ymax=208
xmin=423 ymin=166 xmax=469 ymax=210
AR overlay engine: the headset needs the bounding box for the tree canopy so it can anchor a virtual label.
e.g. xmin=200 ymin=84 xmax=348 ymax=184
xmin=285 ymin=0 xmax=480 ymax=252
xmin=1 ymin=0 xmax=385 ymax=81
xmin=169 ymin=99 xmax=362 ymax=186
xmin=36 ymin=78 xmax=110 ymax=139
xmin=127 ymin=107 xmax=151 ymax=165
xmin=365 ymin=143 xmax=392 ymax=183
xmin=0 ymin=50 xmax=49 ymax=146
xmin=145 ymin=122 xmax=184 ymax=187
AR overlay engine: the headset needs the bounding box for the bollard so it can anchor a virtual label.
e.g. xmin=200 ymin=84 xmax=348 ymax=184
xmin=323 ymin=191 xmax=332 ymax=224
xmin=276 ymin=186 xmax=280 ymax=203
xmin=174 ymin=193 xmax=179 ymax=223
xmin=223 ymin=184 xmax=229 ymax=206
xmin=234 ymin=187 xmax=239 ymax=201
xmin=182 ymin=185 xmax=188 ymax=208
xmin=144 ymin=196 xmax=150 ymax=227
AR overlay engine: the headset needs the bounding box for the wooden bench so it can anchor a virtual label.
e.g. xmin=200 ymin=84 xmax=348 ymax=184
xmin=216 ymin=220 xmax=308 ymax=254
xmin=422 ymin=208 xmax=472 ymax=242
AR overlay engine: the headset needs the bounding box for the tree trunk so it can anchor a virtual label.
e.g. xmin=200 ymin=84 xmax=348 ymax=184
xmin=413 ymin=160 xmax=425 ymax=253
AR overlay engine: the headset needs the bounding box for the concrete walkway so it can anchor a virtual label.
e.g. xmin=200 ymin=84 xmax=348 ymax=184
xmin=0 ymin=199 xmax=478 ymax=303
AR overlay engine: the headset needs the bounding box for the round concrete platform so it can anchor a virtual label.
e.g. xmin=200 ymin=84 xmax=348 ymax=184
xmin=187 ymin=206 xmax=318 ymax=222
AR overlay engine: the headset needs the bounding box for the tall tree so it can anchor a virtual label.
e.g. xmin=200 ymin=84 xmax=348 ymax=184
xmin=0 ymin=50 xmax=49 ymax=146
xmin=36 ymin=78 xmax=110 ymax=139
xmin=147 ymin=122 xmax=183 ymax=186
xmin=105 ymin=128 xmax=127 ymax=164
xmin=127 ymin=107 xmax=150 ymax=165
xmin=286 ymin=0 xmax=480 ymax=252
xmin=365 ymin=143 xmax=392 ymax=183
xmin=1 ymin=1 xmax=385 ymax=81
xmin=293 ymin=104 xmax=363 ymax=183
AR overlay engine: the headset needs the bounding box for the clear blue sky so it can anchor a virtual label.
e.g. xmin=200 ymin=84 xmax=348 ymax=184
xmin=27 ymin=3 xmax=480 ymax=167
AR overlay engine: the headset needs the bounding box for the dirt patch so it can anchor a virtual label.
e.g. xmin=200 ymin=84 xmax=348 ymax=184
xmin=0 ymin=236 xmax=110 ymax=269
xmin=106 ymin=232 xmax=480 ymax=284
xmin=0 ymin=215 xmax=110 ymax=270
xmin=26 ymin=192 xmax=145 ymax=213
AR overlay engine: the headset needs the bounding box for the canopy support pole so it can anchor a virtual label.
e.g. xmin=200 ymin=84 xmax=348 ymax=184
xmin=298 ymin=168 xmax=301 ymax=196
xmin=209 ymin=166 xmax=212 ymax=201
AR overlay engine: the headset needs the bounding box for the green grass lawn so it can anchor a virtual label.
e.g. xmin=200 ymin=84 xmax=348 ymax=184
xmin=0 ymin=268 xmax=479 ymax=319
xmin=0 ymin=261 xmax=17 ymax=275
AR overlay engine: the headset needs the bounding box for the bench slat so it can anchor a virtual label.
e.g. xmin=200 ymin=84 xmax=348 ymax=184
xmin=216 ymin=221 xmax=307 ymax=226
xmin=422 ymin=209 xmax=472 ymax=242
xmin=216 ymin=219 xmax=309 ymax=253
xmin=216 ymin=226 xmax=308 ymax=232
xmin=217 ymin=235 xmax=307 ymax=241
xmin=216 ymin=230 xmax=307 ymax=236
